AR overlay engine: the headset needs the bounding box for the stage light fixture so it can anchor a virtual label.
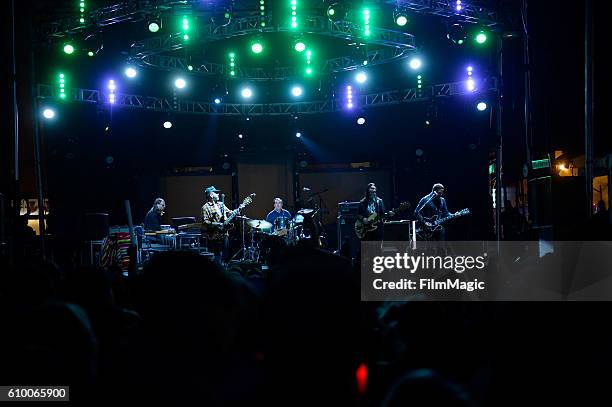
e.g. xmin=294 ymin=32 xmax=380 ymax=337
xmin=291 ymin=86 xmax=303 ymax=97
xmin=174 ymin=78 xmax=186 ymax=89
xmin=58 ymin=73 xmax=67 ymax=99
xmin=163 ymin=121 xmax=172 ymax=129
xmin=346 ymin=85 xmax=353 ymax=109
xmin=447 ymin=23 xmax=467 ymax=45
xmin=251 ymin=39 xmax=264 ymax=54
xmin=476 ymin=31 xmax=487 ymax=44
xmin=148 ymin=16 xmax=161 ymax=33
xmin=466 ymin=78 xmax=476 ymax=91
xmin=125 ymin=67 xmax=137 ymax=78
xmin=42 ymin=108 xmax=55 ymax=119
xmin=394 ymin=11 xmax=408 ymax=27
xmin=363 ymin=9 xmax=371 ymax=36
xmin=294 ymin=40 xmax=306 ymax=52
xmin=63 ymin=43 xmax=75 ymax=54
xmin=295 ymin=132 xmax=302 ymax=138
xmin=355 ymin=72 xmax=367 ymax=84
xmin=357 ymin=117 xmax=366 ymax=125
xmin=290 ymin=0 xmax=298 ymax=28
xmin=409 ymin=57 xmax=422 ymax=70
xmin=238 ymin=133 xmax=243 ymax=139
xmin=455 ymin=0 xmax=462 ymax=11
xmin=214 ymin=98 xmax=221 ymax=104
xmin=241 ymin=87 xmax=253 ymax=98
xmin=187 ymin=65 xmax=193 ymax=71
xmin=107 ymin=79 xmax=116 ymax=104
xmin=477 ymin=102 xmax=487 ymax=111
xmin=84 ymin=32 xmax=103 ymax=57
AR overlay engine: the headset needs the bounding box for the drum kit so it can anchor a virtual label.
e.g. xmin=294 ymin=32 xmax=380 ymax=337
xmin=232 ymin=209 xmax=315 ymax=263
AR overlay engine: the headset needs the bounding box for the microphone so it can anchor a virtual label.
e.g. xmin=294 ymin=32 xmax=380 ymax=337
xmin=221 ymin=194 xmax=225 ymax=216
xmin=303 ymin=187 xmax=311 ymax=192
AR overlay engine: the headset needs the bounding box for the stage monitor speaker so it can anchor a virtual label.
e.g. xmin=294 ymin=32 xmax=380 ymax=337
xmin=83 ymin=213 xmax=109 ymax=241
xmin=338 ymin=215 xmax=360 ymax=259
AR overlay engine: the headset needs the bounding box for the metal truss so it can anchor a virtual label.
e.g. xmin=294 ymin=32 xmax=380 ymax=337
xmin=40 ymin=0 xmax=504 ymax=40
xmin=392 ymin=0 xmax=504 ymax=28
xmin=129 ymin=46 xmax=412 ymax=80
xmin=37 ymin=77 xmax=497 ymax=116
xmin=201 ymin=15 xmax=416 ymax=49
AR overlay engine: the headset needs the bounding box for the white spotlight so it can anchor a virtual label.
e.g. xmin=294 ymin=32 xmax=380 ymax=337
xmin=125 ymin=67 xmax=137 ymax=78
xmin=357 ymin=117 xmax=366 ymax=125
xmin=466 ymin=78 xmax=476 ymax=91
xmin=214 ymin=98 xmax=221 ymax=104
xmin=42 ymin=108 xmax=55 ymax=119
xmin=355 ymin=72 xmax=367 ymax=84
xmin=163 ymin=121 xmax=172 ymax=129
xmin=241 ymin=87 xmax=253 ymax=98
xmin=477 ymin=102 xmax=487 ymax=111
xmin=291 ymin=86 xmax=303 ymax=97
xmin=409 ymin=58 xmax=422 ymax=70
xmin=295 ymin=132 xmax=302 ymax=138
xmin=174 ymin=78 xmax=186 ymax=89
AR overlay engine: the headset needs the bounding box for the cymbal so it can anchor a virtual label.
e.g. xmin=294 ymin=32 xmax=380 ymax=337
xmin=297 ymin=208 xmax=314 ymax=215
xmin=246 ymin=219 xmax=273 ymax=229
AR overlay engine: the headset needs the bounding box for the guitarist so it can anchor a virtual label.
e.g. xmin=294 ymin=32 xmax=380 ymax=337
xmin=357 ymin=183 xmax=394 ymax=241
xmin=201 ymin=185 xmax=235 ymax=263
xmin=414 ymin=183 xmax=453 ymax=241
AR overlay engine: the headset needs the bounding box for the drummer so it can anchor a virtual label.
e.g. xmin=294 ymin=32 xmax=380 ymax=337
xmin=266 ymin=197 xmax=292 ymax=231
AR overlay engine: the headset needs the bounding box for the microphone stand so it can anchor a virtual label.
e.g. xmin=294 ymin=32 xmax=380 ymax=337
xmin=307 ymin=188 xmax=329 ymax=233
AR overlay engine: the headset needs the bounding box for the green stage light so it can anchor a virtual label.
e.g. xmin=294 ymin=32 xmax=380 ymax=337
xmin=87 ymin=51 xmax=94 ymax=57
xmin=58 ymin=73 xmax=67 ymax=99
xmin=294 ymin=41 xmax=305 ymax=52
xmin=476 ymin=31 xmax=487 ymax=44
xmin=290 ymin=0 xmax=298 ymax=29
xmin=328 ymin=8 xmax=335 ymax=16
xmin=78 ymin=1 xmax=86 ymax=25
xmin=149 ymin=22 xmax=160 ymax=32
xmin=229 ymin=52 xmax=236 ymax=76
xmin=363 ymin=9 xmax=371 ymax=36
xmin=251 ymin=41 xmax=263 ymax=54
xmin=63 ymin=43 xmax=75 ymax=54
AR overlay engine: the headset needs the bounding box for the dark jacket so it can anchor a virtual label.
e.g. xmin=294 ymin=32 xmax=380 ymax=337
xmin=144 ymin=208 xmax=162 ymax=231
xmin=414 ymin=192 xmax=451 ymax=223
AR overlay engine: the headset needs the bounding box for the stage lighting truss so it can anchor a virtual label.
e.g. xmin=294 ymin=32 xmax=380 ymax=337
xmin=40 ymin=1 xmax=503 ymax=39
xmin=127 ymin=14 xmax=416 ymax=81
xmin=36 ymin=76 xmax=498 ymax=116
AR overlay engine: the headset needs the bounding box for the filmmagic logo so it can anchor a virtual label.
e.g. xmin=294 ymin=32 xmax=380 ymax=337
xmin=372 ymin=252 xmax=487 ymax=274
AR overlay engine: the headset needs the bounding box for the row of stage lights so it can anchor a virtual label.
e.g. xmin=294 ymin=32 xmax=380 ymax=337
xmin=52 ymin=57 xmax=486 ymax=112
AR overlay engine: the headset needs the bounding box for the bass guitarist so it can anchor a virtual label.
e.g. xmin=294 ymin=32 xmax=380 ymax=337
xmin=414 ymin=183 xmax=455 ymax=241
xmin=357 ymin=183 xmax=394 ymax=241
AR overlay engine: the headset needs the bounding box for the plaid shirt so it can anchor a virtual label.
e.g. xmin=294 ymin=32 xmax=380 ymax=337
xmin=201 ymin=201 xmax=232 ymax=224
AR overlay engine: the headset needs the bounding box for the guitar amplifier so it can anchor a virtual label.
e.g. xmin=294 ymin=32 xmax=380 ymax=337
xmin=337 ymin=214 xmax=360 ymax=259
xmin=338 ymin=201 xmax=361 ymax=216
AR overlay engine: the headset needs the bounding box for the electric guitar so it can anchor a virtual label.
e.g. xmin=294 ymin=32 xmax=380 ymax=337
xmin=204 ymin=193 xmax=255 ymax=240
xmin=417 ymin=208 xmax=470 ymax=240
xmin=354 ymin=202 xmax=411 ymax=239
